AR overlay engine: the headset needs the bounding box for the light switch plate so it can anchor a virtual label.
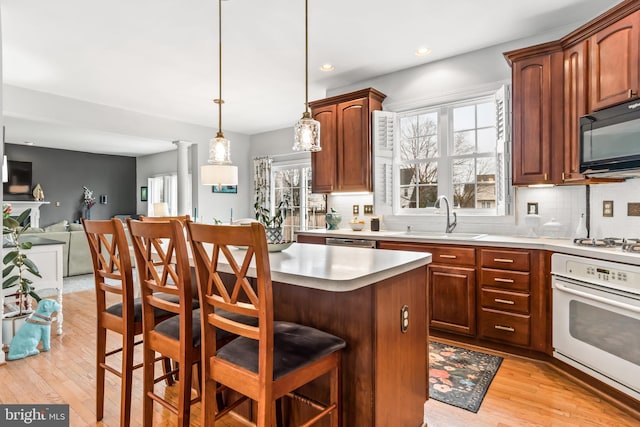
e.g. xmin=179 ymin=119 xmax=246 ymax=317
xmin=363 ymin=204 xmax=374 ymax=215
xmin=603 ymin=200 xmax=613 ymax=217
xmin=527 ymin=202 xmax=539 ymax=215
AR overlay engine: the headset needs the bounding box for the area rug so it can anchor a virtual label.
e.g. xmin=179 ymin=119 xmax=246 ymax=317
xmin=39 ymin=273 xmax=95 ymax=297
xmin=429 ymin=341 xmax=503 ymax=413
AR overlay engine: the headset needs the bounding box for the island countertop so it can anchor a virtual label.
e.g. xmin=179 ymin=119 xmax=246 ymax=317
xmin=222 ymin=242 xmax=432 ymax=292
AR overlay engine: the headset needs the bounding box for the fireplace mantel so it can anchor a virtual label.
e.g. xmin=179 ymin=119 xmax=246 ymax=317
xmin=5 ymin=201 xmax=50 ymax=228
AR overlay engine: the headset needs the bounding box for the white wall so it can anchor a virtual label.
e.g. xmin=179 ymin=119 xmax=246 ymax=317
xmin=137 ymin=130 xmax=252 ymax=223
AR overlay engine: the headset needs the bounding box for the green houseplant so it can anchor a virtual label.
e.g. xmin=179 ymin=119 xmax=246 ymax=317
xmin=3 ymin=206 xmax=42 ymax=315
xmin=254 ymin=197 xmax=289 ymax=243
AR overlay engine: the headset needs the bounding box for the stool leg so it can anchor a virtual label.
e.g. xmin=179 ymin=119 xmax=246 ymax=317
xmin=120 ymin=330 xmax=135 ymax=427
xmin=96 ymin=326 xmax=107 ymax=421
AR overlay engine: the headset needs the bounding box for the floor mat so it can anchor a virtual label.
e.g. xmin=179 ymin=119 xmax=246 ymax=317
xmin=429 ymin=341 xmax=503 ymax=413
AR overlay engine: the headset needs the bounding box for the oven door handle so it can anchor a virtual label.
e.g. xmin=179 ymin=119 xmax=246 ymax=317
xmin=554 ymin=281 xmax=640 ymax=314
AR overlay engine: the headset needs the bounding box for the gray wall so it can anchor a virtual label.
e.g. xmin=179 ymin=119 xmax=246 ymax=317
xmin=4 ymin=143 xmax=136 ymax=226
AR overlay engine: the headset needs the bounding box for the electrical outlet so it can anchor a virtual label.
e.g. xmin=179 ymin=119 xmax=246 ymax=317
xmin=352 ymin=205 xmax=359 ymax=215
xmin=603 ymin=200 xmax=613 ymax=217
xmin=628 ymin=202 xmax=640 ymax=216
xmin=363 ymin=204 xmax=374 ymax=215
xmin=527 ymin=202 xmax=539 ymax=215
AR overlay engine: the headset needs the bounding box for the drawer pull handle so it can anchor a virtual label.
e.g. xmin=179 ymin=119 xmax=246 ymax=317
xmin=439 ymin=254 xmax=457 ymax=259
xmin=494 ymin=325 xmax=515 ymax=332
xmin=494 ymin=298 xmax=515 ymax=305
xmin=494 ymin=258 xmax=514 ymax=263
xmin=494 ymin=278 xmax=515 ymax=283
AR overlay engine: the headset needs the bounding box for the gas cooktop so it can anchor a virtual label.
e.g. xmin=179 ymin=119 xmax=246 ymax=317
xmin=573 ymin=238 xmax=640 ymax=253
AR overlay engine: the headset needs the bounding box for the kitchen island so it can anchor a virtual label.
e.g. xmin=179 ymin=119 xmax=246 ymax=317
xmin=219 ymin=243 xmax=431 ymax=427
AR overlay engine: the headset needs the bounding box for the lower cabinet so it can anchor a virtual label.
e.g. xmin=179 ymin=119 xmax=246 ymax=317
xmin=378 ymin=241 xmax=476 ymax=337
xmin=378 ymin=240 xmax=551 ymax=355
xmin=429 ymin=264 xmax=476 ymax=336
xmin=478 ymin=248 xmax=548 ymax=353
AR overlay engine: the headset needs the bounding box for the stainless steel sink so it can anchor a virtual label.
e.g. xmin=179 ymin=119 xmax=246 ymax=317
xmin=402 ymin=231 xmax=487 ymax=240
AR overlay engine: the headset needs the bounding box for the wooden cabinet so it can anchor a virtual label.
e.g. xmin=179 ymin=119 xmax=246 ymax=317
xmin=378 ymin=240 xmax=551 ymax=355
xmin=505 ymin=2 xmax=640 ymax=186
xmin=478 ymin=248 xmax=548 ymax=352
xmin=589 ymin=11 xmax=640 ymax=111
xmin=378 ymin=241 xmax=476 ymax=337
xmin=295 ymin=234 xmax=327 ymax=245
xmin=563 ymin=41 xmax=589 ymax=182
xmin=309 ymin=88 xmax=386 ymax=193
xmin=508 ymin=49 xmax=564 ymax=185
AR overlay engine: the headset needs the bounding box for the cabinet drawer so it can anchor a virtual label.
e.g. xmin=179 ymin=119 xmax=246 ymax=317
xmin=480 ymin=268 xmax=530 ymax=292
xmin=479 ymin=308 xmax=531 ymax=347
xmin=481 ymin=249 xmax=530 ymax=271
xmin=429 ymin=246 xmax=476 ymax=266
xmin=480 ymin=288 xmax=530 ymax=314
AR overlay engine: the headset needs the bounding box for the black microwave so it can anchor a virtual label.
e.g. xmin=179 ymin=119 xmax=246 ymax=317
xmin=580 ymin=99 xmax=640 ymax=177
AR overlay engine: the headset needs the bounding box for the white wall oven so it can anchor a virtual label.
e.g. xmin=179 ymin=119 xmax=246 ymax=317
xmin=551 ymin=253 xmax=640 ymax=401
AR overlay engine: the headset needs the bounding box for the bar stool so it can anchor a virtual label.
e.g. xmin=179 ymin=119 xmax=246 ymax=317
xmin=127 ymin=218 xmax=200 ymax=427
xmin=82 ymin=219 xmax=176 ymax=427
xmin=187 ymin=222 xmax=346 ymax=426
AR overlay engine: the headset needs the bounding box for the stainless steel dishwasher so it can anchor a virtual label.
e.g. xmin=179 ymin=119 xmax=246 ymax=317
xmin=325 ymin=237 xmax=377 ymax=248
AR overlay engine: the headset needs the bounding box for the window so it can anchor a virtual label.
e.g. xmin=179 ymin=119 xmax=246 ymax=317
xmin=147 ymin=174 xmax=191 ymax=216
xmin=394 ymin=89 xmax=509 ymax=216
xmin=272 ymin=162 xmax=326 ymax=242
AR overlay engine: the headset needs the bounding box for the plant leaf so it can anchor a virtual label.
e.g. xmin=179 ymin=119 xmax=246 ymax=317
xmin=3 ymin=264 xmax=16 ymax=277
xmin=3 ymin=250 xmax=19 ymax=264
xmin=2 ymin=275 xmax=19 ymax=288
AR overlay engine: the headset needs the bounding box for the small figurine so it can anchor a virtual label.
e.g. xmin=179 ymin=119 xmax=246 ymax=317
xmin=32 ymin=183 xmax=45 ymax=201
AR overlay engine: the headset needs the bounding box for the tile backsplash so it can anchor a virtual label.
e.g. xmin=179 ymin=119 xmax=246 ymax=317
xmin=324 ymin=179 xmax=640 ymax=239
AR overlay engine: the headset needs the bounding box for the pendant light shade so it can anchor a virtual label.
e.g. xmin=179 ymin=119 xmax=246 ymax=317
xmin=201 ymin=0 xmax=238 ymax=186
xmin=293 ymin=0 xmax=321 ymax=152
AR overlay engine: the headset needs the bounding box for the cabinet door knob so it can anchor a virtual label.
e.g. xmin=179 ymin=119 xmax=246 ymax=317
xmin=439 ymin=254 xmax=457 ymax=259
xmin=629 ymin=89 xmax=637 ymax=98
xmin=494 ymin=298 xmax=515 ymax=305
xmin=494 ymin=278 xmax=515 ymax=283
xmin=493 ymin=258 xmax=514 ymax=263
xmin=494 ymin=325 xmax=515 ymax=332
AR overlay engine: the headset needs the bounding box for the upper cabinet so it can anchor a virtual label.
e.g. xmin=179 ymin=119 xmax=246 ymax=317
xmin=589 ymin=11 xmax=640 ymax=111
xmin=505 ymin=1 xmax=640 ymax=186
xmin=563 ymin=41 xmax=589 ymax=182
xmin=509 ymin=50 xmax=563 ymax=185
xmin=309 ymin=88 xmax=386 ymax=193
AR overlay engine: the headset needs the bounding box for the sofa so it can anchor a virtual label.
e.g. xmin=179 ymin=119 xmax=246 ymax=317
xmin=24 ymin=221 xmax=93 ymax=277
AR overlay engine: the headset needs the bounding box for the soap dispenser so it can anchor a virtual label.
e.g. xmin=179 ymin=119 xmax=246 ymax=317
xmin=575 ymin=213 xmax=588 ymax=238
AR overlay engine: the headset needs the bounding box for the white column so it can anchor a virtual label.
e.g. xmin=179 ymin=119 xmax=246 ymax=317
xmin=173 ymin=140 xmax=192 ymax=216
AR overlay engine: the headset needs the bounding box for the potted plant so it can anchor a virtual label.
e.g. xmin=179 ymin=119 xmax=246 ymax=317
xmin=2 ymin=205 xmax=42 ymax=347
xmin=254 ymin=197 xmax=289 ymax=243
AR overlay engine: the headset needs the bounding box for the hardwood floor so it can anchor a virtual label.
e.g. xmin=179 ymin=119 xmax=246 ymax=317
xmin=1 ymin=290 xmax=638 ymax=426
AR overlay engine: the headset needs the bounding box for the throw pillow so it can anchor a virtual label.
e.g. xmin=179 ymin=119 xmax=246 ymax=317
xmin=44 ymin=220 xmax=69 ymax=232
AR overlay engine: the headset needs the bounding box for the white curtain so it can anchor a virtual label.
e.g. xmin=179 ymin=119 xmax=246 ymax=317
xmin=253 ymin=156 xmax=272 ymax=217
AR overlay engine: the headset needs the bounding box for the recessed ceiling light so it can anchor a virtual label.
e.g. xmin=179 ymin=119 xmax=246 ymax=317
xmin=415 ymin=47 xmax=432 ymax=56
xmin=320 ymin=63 xmax=335 ymax=72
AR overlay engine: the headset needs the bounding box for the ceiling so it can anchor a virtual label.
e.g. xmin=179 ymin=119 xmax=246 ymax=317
xmin=1 ymin=0 xmax=622 ymax=156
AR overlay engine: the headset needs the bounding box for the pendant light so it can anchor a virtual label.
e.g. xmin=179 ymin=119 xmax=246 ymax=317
xmin=201 ymin=0 xmax=239 ymax=187
xmin=293 ymin=0 xmax=321 ymax=152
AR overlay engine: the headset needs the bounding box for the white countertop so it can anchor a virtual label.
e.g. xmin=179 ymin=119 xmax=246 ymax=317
xmin=220 ymin=243 xmax=431 ymax=292
xmin=296 ymin=229 xmax=640 ymax=266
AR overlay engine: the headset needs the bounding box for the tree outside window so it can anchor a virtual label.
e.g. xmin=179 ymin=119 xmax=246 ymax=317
xmin=396 ymin=95 xmax=505 ymax=214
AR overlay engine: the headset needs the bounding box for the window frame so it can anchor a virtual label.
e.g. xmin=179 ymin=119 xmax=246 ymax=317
xmin=393 ymin=94 xmax=507 ymax=217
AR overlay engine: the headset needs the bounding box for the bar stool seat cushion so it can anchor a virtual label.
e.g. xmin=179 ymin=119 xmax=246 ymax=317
xmin=106 ymin=293 xmax=192 ymax=322
xmin=217 ymin=321 xmax=346 ymax=380
xmin=154 ymin=308 xmax=259 ymax=347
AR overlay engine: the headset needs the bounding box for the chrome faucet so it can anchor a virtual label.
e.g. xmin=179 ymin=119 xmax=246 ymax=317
xmin=435 ymin=195 xmax=457 ymax=233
